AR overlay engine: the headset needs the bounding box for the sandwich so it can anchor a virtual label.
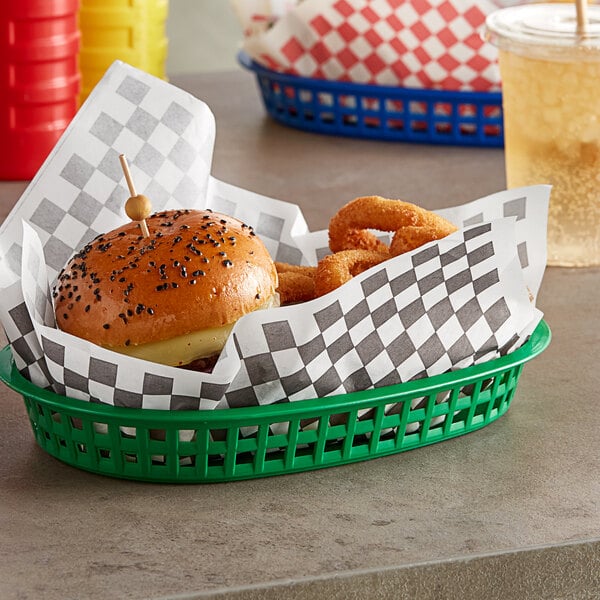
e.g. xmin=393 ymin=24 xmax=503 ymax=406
xmin=53 ymin=208 xmax=279 ymax=371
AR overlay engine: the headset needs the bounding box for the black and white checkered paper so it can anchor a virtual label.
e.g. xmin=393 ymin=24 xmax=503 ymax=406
xmin=0 ymin=61 xmax=549 ymax=412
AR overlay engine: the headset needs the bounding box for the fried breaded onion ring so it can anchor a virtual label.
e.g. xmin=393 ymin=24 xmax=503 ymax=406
xmin=314 ymin=250 xmax=389 ymax=297
xmin=277 ymin=272 xmax=316 ymax=305
xmin=329 ymin=195 xmax=457 ymax=256
xmin=275 ymin=262 xmax=317 ymax=277
xmin=275 ymin=262 xmax=317 ymax=304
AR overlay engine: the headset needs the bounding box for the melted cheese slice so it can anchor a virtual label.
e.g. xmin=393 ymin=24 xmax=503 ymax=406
xmin=111 ymin=295 xmax=279 ymax=367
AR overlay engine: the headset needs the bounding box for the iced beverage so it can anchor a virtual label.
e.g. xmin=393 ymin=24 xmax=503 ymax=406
xmin=487 ymin=4 xmax=600 ymax=266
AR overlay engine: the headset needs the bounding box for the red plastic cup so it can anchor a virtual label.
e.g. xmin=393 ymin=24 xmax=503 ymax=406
xmin=0 ymin=0 xmax=81 ymax=180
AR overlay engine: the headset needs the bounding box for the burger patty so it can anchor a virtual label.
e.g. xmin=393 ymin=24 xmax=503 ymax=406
xmin=180 ymin=354 xmax=219 ymax=373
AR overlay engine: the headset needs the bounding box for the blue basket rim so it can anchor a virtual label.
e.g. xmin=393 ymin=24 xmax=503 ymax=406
xmin=238 ymin=50 xmax=502 ymax=103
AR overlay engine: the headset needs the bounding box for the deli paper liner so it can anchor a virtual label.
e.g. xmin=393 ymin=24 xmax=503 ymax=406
xmin=0 ymin=62 xmax=549 ymax=415
xmin=231 ymin=0 xmax=519 ymax=92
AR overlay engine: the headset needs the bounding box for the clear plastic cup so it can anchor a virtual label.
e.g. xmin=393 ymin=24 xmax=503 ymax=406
xmin=486 ymin=4 xmax=600 ymax=267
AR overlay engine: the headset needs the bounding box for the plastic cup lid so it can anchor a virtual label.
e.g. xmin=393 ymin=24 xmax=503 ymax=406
xmin=486 ymin=3 xmax=600 ymax=49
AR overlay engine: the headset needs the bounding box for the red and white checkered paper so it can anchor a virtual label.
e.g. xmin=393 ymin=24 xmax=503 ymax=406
xmin=236 ymin=0 xmax=508 ymax=92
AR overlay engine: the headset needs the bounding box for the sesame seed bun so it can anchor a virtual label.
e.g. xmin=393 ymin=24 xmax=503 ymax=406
xmin=53 ymin=209 xmax=278 ymax=366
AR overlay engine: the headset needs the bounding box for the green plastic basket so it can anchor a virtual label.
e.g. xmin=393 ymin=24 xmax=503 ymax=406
xmin=0 ymin=320 xmax=550 ymax=483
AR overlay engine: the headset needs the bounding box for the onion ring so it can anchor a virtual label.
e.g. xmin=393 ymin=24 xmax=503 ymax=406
xmin=314 ymin=250 xmax=389 ymax=297
xmin=275 ymin=262 xmax=317 ymax=277
xmin=275 ymin=263 xmax=317 ymax=304
xmin=328 ymin=195 xmax=457 ymax=256
xmin=277 ymin=272 xmax=316 ymax=305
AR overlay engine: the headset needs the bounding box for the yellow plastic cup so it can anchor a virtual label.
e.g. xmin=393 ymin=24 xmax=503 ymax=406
xmin=79 ymin=0 xmax=168 ymax=101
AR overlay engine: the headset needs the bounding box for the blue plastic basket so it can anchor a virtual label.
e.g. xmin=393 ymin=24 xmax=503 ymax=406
xmin=239 ymin=51 xmax=504 ymax=147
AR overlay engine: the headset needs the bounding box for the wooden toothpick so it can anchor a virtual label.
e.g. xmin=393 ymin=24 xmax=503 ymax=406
xmin=119 ymin=154 xmax=151 ymax=238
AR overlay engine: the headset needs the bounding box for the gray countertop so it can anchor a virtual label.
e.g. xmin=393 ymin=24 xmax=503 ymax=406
xmin=1 ymin=69 xmax=599 ymax=600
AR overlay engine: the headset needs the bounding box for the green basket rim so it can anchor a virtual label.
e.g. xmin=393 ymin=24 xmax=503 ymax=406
xmin=0 ymin=320 xmax=550 ymax=425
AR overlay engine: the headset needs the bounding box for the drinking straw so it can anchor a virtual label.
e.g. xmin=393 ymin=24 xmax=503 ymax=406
xmin=576 ymin=0 xmax=588 ymax=35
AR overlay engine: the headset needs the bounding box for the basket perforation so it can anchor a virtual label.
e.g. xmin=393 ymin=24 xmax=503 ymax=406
xmin=137 ymin=427 xmax=152 ymax=476
xmin=342 ymin=410 xmax=358 ymax=459
xmin=418 ymin=393 xmax=436 ymax=443
xmin=441 ymin=387 xmax=460 ymax=437
xmin=81 ymin=419 xmax=98 ymax=469
xmin=284 ymin=418 xmax=300 ymax=470
xmin=253 ymin=423 xmax=270 ymax=472
xmin=484 ymin=374 xmax=503 ymax=422
xmin=65 ymin=428 xmax=79 ymax=465
xmin=106 ymin=424 xmax=124 ymax=472
xmin=311 ymin=417 xmax=328 ymax=465
xmin=224 ymin=428 xmax=240 ymax=477
xmin=368 ymin=404 xmax=385 ymax=454
xmin=194 ymin=428 xmax=210 ymax=479
xmin=165 ymin=428 xmax=180 ymax=478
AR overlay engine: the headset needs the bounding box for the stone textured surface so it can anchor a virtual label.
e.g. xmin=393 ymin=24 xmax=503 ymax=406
xmin=172 ymin=540 xmax=600 ymax=599
xmin=1 ymin=71 xmax=599 ymax=600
